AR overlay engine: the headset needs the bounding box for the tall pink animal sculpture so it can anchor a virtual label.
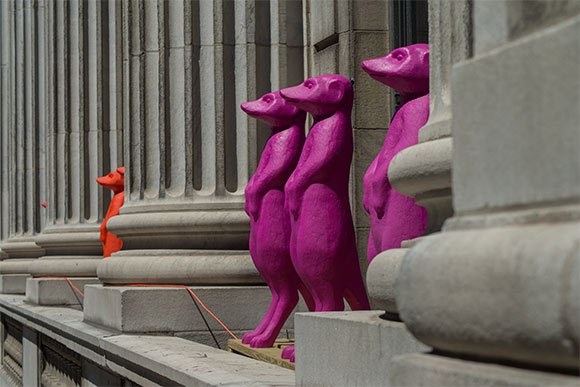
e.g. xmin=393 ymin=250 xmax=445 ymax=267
xmin=280 ymin=74 xmax=371 ymax=362
xmin=240 ymin=91 xmax=315 ymax=349
xmin=361 ymin=44 xmax=430 ymax=262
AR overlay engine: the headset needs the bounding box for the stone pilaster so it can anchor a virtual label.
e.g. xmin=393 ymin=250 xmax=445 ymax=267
xmin=0 ymin=0 xmax=45 ymax=294
xmin=367 ymin=0 xmax=472 ymax=313
xmin=392 ymin=1 xmax=580 ymax=384
xmin=85 ymin=0 xmax=307 ymax=341
xmin=27 ymin=0 xmax=124 ymax=305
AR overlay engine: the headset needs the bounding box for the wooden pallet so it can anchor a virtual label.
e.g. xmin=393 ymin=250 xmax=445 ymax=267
xmin=227 ymin=339 xmax=295 ymax=371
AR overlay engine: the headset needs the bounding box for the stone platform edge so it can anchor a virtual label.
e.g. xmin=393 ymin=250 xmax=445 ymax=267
xmin=0 ymin=294 xmax=295 ymax=386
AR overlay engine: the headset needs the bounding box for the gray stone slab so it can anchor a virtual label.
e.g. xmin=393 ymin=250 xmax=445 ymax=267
xmin=0 ymin=274 xmax=29 ymax=294
xmin=0 ymin=294 xmax=295 ymax=386
xmin=390 ymin=353 xmax=580 ymax=386
xmin=295 ymin=311 xmax=429 ymax=386
xmin=25 ymin=278 xmax=100 ymax=306
xmin=84 ymin=285 xmax=307 ymax=334
xmin=453 ymin=16 xmax=580 ymax=213
xmin=22 ymin=326 xmax=39 ymax=387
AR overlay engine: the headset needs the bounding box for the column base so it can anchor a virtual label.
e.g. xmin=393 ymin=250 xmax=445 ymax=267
xmin=295 ymin=311 xmax=429 ymax=386
xmin=0 ymin=274 xmax=30 ymax=294
xmin=390 ymin=353 xmax=580 ymax=386
xmin=25 ymin=278 xmax=101 ymax=306
xmin=83 ymin=285 xmax=307 ymax=343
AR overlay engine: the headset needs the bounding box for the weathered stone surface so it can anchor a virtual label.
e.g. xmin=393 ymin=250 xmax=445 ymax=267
xmin=28 ymin=256 xmax=100 ymax=277
xmin=453 ymin=16 xmax=580 ymax=213
xmin=84 ymin=285 xmax=307 ymax=334
xmin=25 ymin=278 xmax=100 ymax=306
xmin=366 ymin=248 xmax=406 ymax=313
xmin=97 ymin=250 xmax=263 ymax=285
xmin=391 ymin=353 xmax=580 ymax=386
xmin=0 ymin=274 xmax=29 ymax=294
xmin=397 ymin=219 xmax=580 ymax=370
xmin=295 ymin=311 xmax=428 ymax=386
xmin=22 ymin=326 xmax=39 ymax=387
xmin=0 ymin=294 xmax=295 ymax=386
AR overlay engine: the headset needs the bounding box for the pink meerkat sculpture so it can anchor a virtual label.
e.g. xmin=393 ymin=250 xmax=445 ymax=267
xmin=361 ymin=44 xmax=430 ymax=262
xmin=280 ymin=74 xmax=371 ymax=362
xmin=240 ymin=91 xmax=315 ymax=349
xmin=96 ymin=167 xmax=125 ymax=258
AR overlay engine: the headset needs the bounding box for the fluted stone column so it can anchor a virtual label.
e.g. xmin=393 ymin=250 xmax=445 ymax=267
xmin=0 ymin=0 xmax=45 ymax=294
xmin=27 ymin=0 xmax=124 ymax=305
xmin=367 ymin=0 xmax=472 ymax=314
xmin=84 ymin=0 xmax=307 ymax=347
xmin=391 ymin=2 xmax=580 ymax=385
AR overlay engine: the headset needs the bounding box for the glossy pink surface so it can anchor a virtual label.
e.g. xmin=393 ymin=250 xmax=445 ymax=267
xmin=361 ymin=44 xmax=430 ymax=262
xmin=240 ymin=92 xmax=314 ymax=349
xmin=96 ymin=167 xmax=125 ymax=258
xmin=280 ymin=74 xmax=371 ymax=362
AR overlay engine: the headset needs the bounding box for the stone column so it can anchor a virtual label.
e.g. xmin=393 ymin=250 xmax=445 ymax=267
xmin=27 ymin=0 xmax=124 ymax=305
xmin=0 ymin=0 xmax=45 ymax=294
xmin=391 ymin=1 xmax=580 ymax=384
xmin=367 ymin=0 xmax=472 ymax=313
xmin=84 ymin=0 xmax=307 ymax=348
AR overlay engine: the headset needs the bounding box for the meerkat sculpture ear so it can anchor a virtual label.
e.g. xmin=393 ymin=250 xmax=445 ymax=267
xmin=361 ymin=44 xmax=430 ymax=263
xmin=279 ymin=74 xmax=370 ymax=363
xmin=240 ymin=91 xmax=313 ymax=349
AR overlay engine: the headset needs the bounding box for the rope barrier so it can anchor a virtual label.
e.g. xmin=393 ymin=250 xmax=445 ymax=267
xmin=36 ymin=278 xmax=239 ymax=344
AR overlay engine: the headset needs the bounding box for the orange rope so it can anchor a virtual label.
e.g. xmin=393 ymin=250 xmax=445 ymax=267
xmin=111 ymin=284 xmax=239 ymax=340
xmin=38 ymin=276 xmax=85 ymax=298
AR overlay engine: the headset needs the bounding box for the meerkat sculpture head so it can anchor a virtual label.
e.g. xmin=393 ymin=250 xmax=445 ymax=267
xmin=280 ymin=74 xmax=353 ymax=117
xmin=241 ymin=91 xmax=306 ymax=129
xmin=361 ymin=44 xmax=429 ymax=96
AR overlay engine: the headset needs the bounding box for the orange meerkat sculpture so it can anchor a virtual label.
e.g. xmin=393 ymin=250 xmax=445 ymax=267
xmin=96 ymin=167 xmax=125 ymax=258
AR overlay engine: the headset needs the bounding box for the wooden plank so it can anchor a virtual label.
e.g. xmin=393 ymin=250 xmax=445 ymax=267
xmin=227 ymin=339 xmax=295 ymax=371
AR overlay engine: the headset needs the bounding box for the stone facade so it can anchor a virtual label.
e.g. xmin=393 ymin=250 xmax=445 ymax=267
xmin=0 ymin=0 xmax=578 ymax=386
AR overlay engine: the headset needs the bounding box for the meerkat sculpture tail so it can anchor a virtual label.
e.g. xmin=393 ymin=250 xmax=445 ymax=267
xmin=361 ymin=44 xmax=430 ymax=262
xmin=240 ymin=91 xmax=315 ymax=349
xmin=280 ymin=74 xmax=371 ymax=362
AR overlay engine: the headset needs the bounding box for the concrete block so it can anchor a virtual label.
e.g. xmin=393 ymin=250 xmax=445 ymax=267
xmin=397 ymin=220 xmax=580 ymax=369
xmin=295 ymin=311 xmax=429 ymax=386
xmin=22 ymin=326 xmax=39 ymax=387
xmin=25 ymin=278 xmax=100 ymax=306
xmin=0 ymin=275 xmax=29 ymax=294
xmin=453 ymin=16 xmax=580 ymax=213
xmin=352 ymin=0 xmax=389 ymax=32
xmin=310 ymin=0 xmax=336 ymax=44
xmin=390 ymin=353 xmax=580 ymax=386
xmin=84 ymin=285 xmax=308 ymax=334
xmin=352 ymin=31 xmax=391 ymax=130
xmin=313 ymin=44 xmax=339 ymax=77
xmin=82 ymin=360 xmax=122 ymax=387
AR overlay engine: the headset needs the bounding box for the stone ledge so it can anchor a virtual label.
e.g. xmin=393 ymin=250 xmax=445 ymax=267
xmin=0 ymin=274 xmax=29 ymax=294
xmin=0 ymin=294 xmax=295 ymax=386
xmin=295 ymin=311 xmax=429 ymax=386
xmin=25 ymin=278 xmax=100 ymax=306
xmin=390 ymin=353 xmax=580 ymax=386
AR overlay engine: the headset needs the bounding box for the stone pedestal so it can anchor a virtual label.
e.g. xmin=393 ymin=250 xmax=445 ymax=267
xmin=25 ymin=278 xmax=99 ymax=307
xmin=84 ymin=285 xmax=307 ymax=349
xmin=295 ymin=311 xmax=429 ymax=386
xmin=390 ymin=353 xmax=580 ymax=387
